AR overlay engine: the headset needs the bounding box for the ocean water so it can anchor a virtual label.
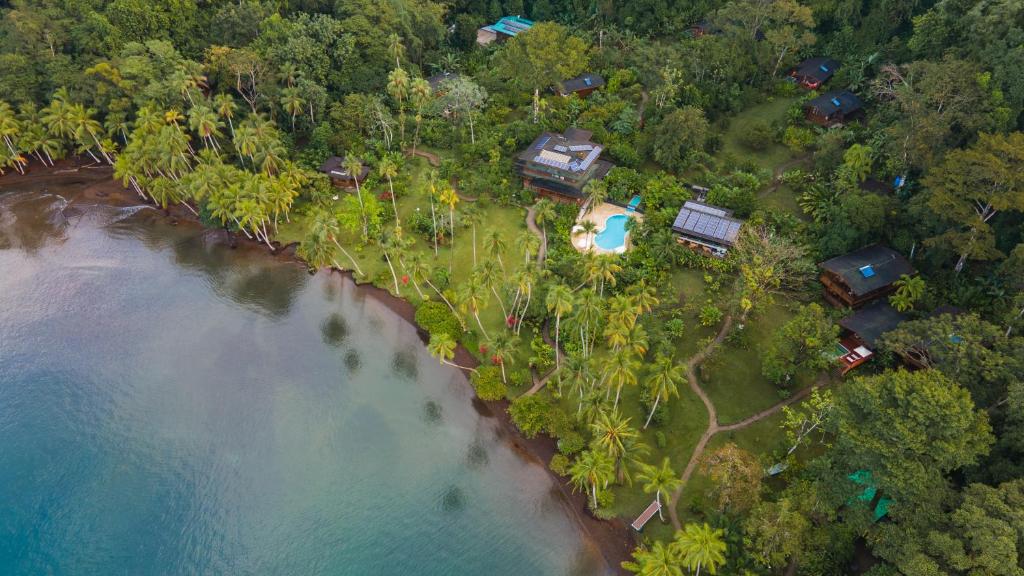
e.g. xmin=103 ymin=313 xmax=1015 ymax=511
xmin=0 ymin=186 xmax=604 ymax=576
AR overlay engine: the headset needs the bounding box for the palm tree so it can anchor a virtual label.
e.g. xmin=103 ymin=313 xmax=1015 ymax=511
xmin=637 ymin=458 xmax=682 ymax=521
xmin=561 ymin=353 xmax=593 ymax=409
xmin=517 ymin=228 xmax=540 ymax=268
xmin=572 ymin=288 xmax=604 ymax=357
xmin=439 ymin=184 xmax=459 ymax=272
xmin=306 ymin=207 xmax=364 ymax=276
xmin=409 ymin=77 xmax=432 ymax=155
xmin=546 ymin=282 xmax=575 ymax=373
xmin=576 ymin=219 xmax=598 ymax=251
xmin=482 ymin=228 xmax=507 ymax=277
xmin=533 ymin=199 xmax=555 ymax=259
xmin=69 ymin=103 xmax=112 ymax=164
xmin=0 ymin=101 xmax=26 ymax=174
xmin=387 ymin=67 xmax=410 ymax=144
xmin=409 ymin=253 xmax=464 ymax=329
xmin=460 ymin=273 xmax=491 ymax=338
xmin=675 ymin=523 xmax=727 ymax=576
xmin=378 ymin=154 xmax=401 ymax=224
xmin=188 ymin=105 xmax=223 ymax=150
xmin=462 ymin=204 xmax=483 ymax=266
xmin=387 ymin=33 xmax=405 ymax=68
xmin=380 ymin=230 xmax=403 ymax=294
xmin=214 ymin=93 xmax=238 ymax=140
xmin=344 ymin=155 xmax=369 ymax=241
xmin=627 ymin=280 xmax=660 ymax=316
xmin=280 ymin=87 xmax=304 ymax=132
xmin=622 ymin=540 xmax=684 ymax=576
xmin=428 ymin=333 xmax=477 ymax=373
xmin=569 ymin=449 xmax=615 ymax=509
xmin=604 ymin=348 xmax=639 ymax=410
xmin=609 ymin=293 xmax=640 ymax=330
xmin=590 ymin=255 xmax=622 ymax=296
xmin=487 ymin=330 xmax=518 ymax=384
xmin=582 ymin=178 xmax=608 ymax=214
xmin=644 ymin=355 xmax=685 ymax=429
xmin=590 ymin=409 xmax=648 ymax=484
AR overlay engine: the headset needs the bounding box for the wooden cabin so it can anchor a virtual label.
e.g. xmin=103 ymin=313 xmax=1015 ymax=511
xmin=514 ymin=128 xmax=613 ymax=204
xmin=819 ymin=244 xmax=915 ymax=309
xmin=836 ymin=301 xmax=907 ymax=374
xmin=556 ymin=73 xmax=605 ymax=98
xmin=671 ymin=201 xmax=744 ymax=257
xmin=789 ymin=57 xmax=839 ymax=89
xmin=804 ymin=90 xmax=863 ymax=127
xmin=319 ymin=156 xmax=370 ymax=189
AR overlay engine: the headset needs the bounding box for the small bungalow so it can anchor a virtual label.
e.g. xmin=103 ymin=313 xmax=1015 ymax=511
xmin=789 ymin=57 xmax=840 ymax=89
xmin=476 ymin=16 xmax=533 ymax=46
xmin=836 ymin=300 xmax=907 ymax=374
xmin=804 ymin=90 xmax=864 ymax=127
xmin=671 ymin=201 xmax=744 ymax=257
xmin=514 ymin=127 xmax=613 ymax=203
xmin=319 ymin=156 xmax=370 ymax=189
xmin=818 ymin=244 xmax=915 ymax=309
xmin=556 ymin=73 xmax=605 ymax=98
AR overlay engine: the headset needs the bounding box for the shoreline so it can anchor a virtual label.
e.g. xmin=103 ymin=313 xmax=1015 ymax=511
xmin=1 ymin=159 xmax=635 ymax=574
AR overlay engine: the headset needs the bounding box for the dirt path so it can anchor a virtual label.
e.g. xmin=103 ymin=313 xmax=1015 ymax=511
xmin=405 ymin=148 xmax=440 ymax=167
xmin=525 ymin=203 xmax=547 ymax=268
xmin=666 ymin=314 xmax=830 ymax=530
xmin=761 ymin=153 xmax=811 ymax=197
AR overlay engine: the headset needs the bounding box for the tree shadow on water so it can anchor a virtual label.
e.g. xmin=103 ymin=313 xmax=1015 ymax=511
xmin=321 ymin=313 xmax=349 ymax=347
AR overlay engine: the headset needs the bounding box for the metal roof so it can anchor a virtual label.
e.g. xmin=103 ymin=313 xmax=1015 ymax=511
xmin=819 ymin=244 xmax=915 ymax=297
xmin=671 ymin=201 xmax=743 ymax=246
xmin=805 ymin=90 xmax=863 ymax=116
xmin=839 ymin=301 xmax=907 ymax=346
xmin=483 ymin=15 xmax=534 ymax=37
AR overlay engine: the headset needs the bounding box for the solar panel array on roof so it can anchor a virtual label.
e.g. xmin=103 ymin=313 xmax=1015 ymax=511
xmin=553 ymin=144 xmax=568 ymax=152
xmin=534 ymin=135 xmax=550 ymax=150
xmin=568 ymin=144 xmax=593 ymax=151
xmin=673 ymin=203 xmax=743 ymax=245
xmin=576 ymin=147 xmax=601 ymax=172
xmin=534 ymin=154 xmax=571 ymax=171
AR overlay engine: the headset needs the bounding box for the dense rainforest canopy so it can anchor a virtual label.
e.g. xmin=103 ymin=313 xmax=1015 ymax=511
xmin=2 ymin=0 xmax=1024 ymax=574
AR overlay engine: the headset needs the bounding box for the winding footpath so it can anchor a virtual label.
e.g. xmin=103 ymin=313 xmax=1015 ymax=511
xmin=525 ymin=203 xmax=548 ymax=268
xmin=666 ymin=315 xmax=833 ymax=530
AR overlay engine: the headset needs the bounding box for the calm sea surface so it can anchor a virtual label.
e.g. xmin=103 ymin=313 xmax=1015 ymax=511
xmin=0 ymin=184 xmax=603 ymax=576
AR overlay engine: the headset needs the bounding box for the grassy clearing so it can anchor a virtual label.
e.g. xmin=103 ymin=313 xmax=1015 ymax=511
xmin=718 ymin=96 xmax=801 ymax=172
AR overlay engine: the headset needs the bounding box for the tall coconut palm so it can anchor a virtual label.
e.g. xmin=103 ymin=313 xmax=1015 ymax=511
xmin=562 ymin=353 xmax=593 ymax=412
xmin=409 ymin=77 xmax=432 ymax=155
xmin=409 ymin=253 xmax=464 ymax=328
xmin=402 ymin=251 xmax=428 ymax=299
xmin=590 ymin=255 xmax=622 ymax=296
xmin=428 ymin=333 xmax=477 ymax=373
xmin=380 ymin=230 xmax=403 ymax=294
xmin=517 ymin=228 xmax=540 ymax=268
xmin=306 ymin=207 xmax=364 ymax=276
xmin=386 ymin=67 xmax=410 ymax=144
xmin=214 ymin=93 xmax=238 ymax=139
xmin=486 ymin=330 xmax=518 ymax=384
xmin=627 ymin=280 xmax=660 ymax=316
xmin=0 ymin=101 xmax=26 ymax=173
xmin=604 ymin=348 xmax=639 ymax=409
xmin=378 ymin=154 xmax=400 ymax=224
xmin=280 ymin=87 xmax=304 ymax=132
xmin=344 ymin=155 xmax=369 ymax=241
xmin=462 ymin=204 xmax=483 ymax=266
xmin=69 ymin=103 xmax=112 ymax=164
xmin=477 ymin=260 xmax=509 ymax=320
xmin=572 ymin=288 xmax=604 ymax=357
xmin=533 ymin=199 xmax=555 ymax=259
xmin=482 ymin=228 xmax=507 ymax=277
xmin=569 ymin=449 xmax=615 ymax=509
xmin=439 ymin=184 xmax=459 ymax=272
xmin=387 ymin=33 xmax=405 ymax=69
xmin=675 ymin=523 xmax=727 ymax=576
xmin=637 ymin=458 xmax=682 ymax=521
xmin=644 ymin=355 xmax=684 ymax=428
xmin=583 ymin=178 xmax=608 ymax=214
xmin=609 ymin=293 xmax=640 ymax=330
xmin=590 ymin=409 xmax=648 ymax=484
xmin=459 ymin=273 xmax=490 ymax=339
xmin=545 ymin=282 xmax=575 ymax=373
xmin=188 ymin=105 xmax=223 ymax=150
xmin=622 ymin=540 xmax=683 ymax=576
xmin=576 ymin=219 xmax=598 ymax=251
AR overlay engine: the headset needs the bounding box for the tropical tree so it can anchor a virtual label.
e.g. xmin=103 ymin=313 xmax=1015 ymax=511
xmin=482 ymin=228 xmax=507 ymax=277
xmin=378 ymin=153 xmax=401 ymax=224
xmin=345 ymin=155 xmax=369 ymax=240
xmin=546 ymin=282 xmax=575 ymax=372
xmin=305 ymin=207 xmax=364 ymax=276
xmin=428 ymin=333 xmax=477 ymax=373
xmin=487 ymin=330 xmax=518 ymax=384
xmin=644 ymin=355 xmax=685 ymax=428
xmin=604 ymin=348 xmax=640 ymax=409
xmin=675 ymin=523 xmax=728 ymax=576
xmin=889 ymin=274 xmax=926 ymax=312
xmin=569 ymin=449 xmax=615 ymax=509
xmin=495 ymin=22 xmax=589 ymax=122
xmin=583 ymin=178 xmax=608 ymax=213
xmin=409 ymin=77 xmax=432 ymax=155
xmin=280 ymin=87 xmax=304 ymax=132
xmin=591 ymin=409 xmax=648 ymax=484
xmin=213 ymin=93 xmax=238 ymax=140
xmin=386 ymin=67 xmax=410 ymax=143
xmin=576 ymin=219 xmax=598 ymax=251
xmin=459 ymin=273 xmax=491 ymax=338
xmin=463 ymin=204 xmax=483 ymax=266
xmin=439 ymin=184 xmax=459 ymax=271
xmin=533 ymin=199 xmax=555 ymax=257
xmin=637 ymin=458 xmax=682 ymax=522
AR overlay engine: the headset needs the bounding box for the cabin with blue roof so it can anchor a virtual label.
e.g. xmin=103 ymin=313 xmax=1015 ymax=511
xmin=556 ymin=73 xmax=605 ymax=98
xmin=476 ymin=16 xmax=534 ymax=46
xmin=818 ymin=244 xmax=915 ymax=309
xmin=789 ymin=57 xmax=840 ymax=89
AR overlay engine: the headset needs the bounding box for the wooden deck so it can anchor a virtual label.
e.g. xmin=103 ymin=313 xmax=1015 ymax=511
xmin=838 ymin=336 xmax=873 ymax=375
xmin=631 ymin=500 xmax=662 ymax=531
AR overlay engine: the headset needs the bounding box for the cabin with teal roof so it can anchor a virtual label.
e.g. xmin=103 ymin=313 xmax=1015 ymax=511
xmin=476 ymin=16 xmax=534 ymax=46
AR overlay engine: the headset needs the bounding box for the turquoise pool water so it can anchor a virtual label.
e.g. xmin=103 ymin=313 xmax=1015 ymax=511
xmin=594 ymin=214 xmax=628 ymax=250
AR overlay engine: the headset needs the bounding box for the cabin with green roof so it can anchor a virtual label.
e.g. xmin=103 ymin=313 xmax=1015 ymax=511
xmin=476 ymin=16 xmax=533 ymax=46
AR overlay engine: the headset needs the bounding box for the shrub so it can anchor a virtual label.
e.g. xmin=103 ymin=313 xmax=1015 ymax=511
xmin=471 ymin=366 xmax=508 ymax=401
xmin=549 ymin=454 xmax=570 ymax=476
xmin=557 ymin=431 xmax=586 ymax=455
xmin=529 ymin=335 xmax=555 ymax=371
xmin=592 ymin=488 xmax=616 ymax=516
xmin=783 ymin=126 xmax=815 ymax=152
xmin=415 ymin=301 xmax=461 ymax=340
xmin=699 ymin=302 xmax=724 ymax=327
xmin=738 ymin=120 xmax=774 ymax=150
xmin=508 ymin=395 xmax=551 ymax=439
xmin=655 ymin=431 xmax=667 ymax=449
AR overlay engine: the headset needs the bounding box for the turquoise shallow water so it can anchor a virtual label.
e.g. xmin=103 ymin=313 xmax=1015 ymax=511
xmin=0 ymin=186 xmax=603 ymax=576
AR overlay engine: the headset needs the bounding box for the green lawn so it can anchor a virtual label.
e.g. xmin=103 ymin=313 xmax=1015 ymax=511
xmin=718 ymin=96 xmax=801 ymax=172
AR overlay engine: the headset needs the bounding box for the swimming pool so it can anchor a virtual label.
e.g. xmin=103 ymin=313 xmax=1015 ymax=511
xmin=594 ymin=214 xmax=629 ymax=251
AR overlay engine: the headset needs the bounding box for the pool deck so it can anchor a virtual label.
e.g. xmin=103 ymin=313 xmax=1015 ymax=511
xmin=571 ymin=201 xmax=643 ymax=255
